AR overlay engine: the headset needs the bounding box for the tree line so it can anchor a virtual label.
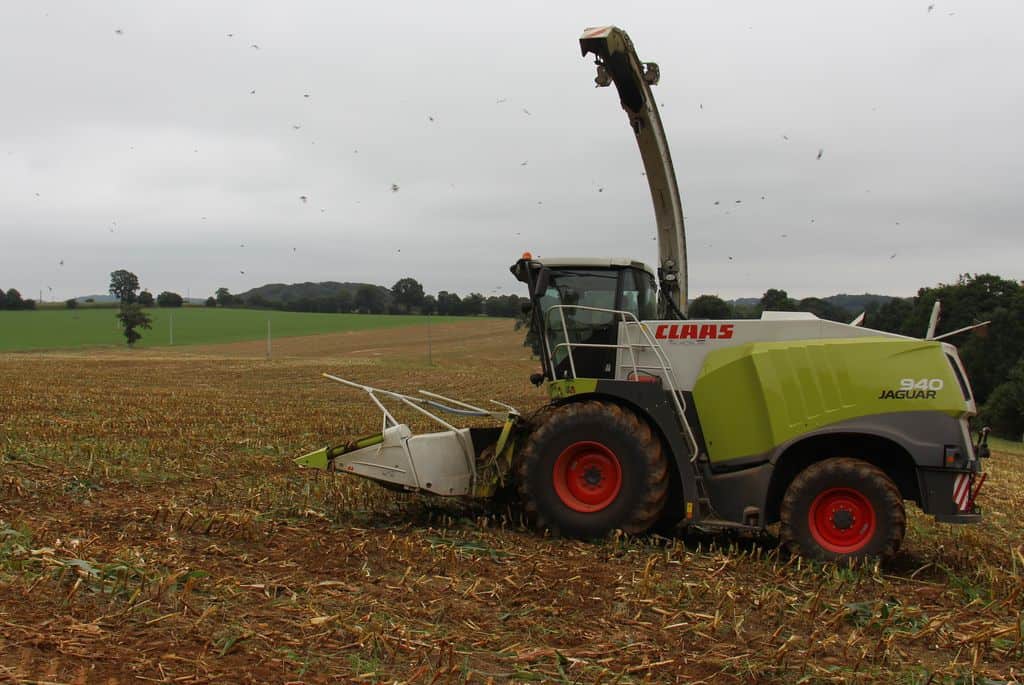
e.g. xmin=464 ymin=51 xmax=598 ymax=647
xmin=0 ymin=288 xmax=37 ymax=310
xmin=209 ymin=277 xmax=525 ymax=318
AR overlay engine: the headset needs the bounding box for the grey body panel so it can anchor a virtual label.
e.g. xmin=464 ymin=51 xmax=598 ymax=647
xmin=699 ymin=411 xmax=979 ymax=526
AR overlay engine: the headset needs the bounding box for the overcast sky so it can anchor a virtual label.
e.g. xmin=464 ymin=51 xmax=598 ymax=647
xmin=2 ymin=0 xmax=1022 ymax=303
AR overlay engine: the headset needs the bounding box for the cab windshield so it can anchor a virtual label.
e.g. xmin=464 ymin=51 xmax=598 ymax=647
xmin=537 ymin=267 xmax=657 ymax=378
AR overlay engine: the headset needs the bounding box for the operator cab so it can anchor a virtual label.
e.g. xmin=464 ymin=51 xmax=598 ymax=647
xmin=512 ymin=256 xmax=658 ymax=380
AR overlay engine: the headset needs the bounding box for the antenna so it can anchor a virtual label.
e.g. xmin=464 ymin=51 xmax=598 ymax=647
xmin=925 ymin=300 xmax=941 ymax=340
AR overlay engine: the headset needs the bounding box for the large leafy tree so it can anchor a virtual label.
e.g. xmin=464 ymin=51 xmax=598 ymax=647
xmin=354 ymin=285 xmax=386 ymax=314
xmin=436 ymin=291 xmax=461 ymax=316
xmin=391 ymin=277 xmax=425 ymax=312
xmin=157 ymin=291 xmax=184 ymax=307
xmin=5 ymin=288 xmax=24 ymax=309
xmin=760 ymin=288 xmax=795 ymax=312
xmin=982 ymin=356 xmax=1024 ymax=439
xmin=138 ymin=290 xmax=154 ymax=307
xmin=116 ymin=303 xmax=152 ymax=346
xmin=689 ymin=295 xmax=733 ymax=319
xmin=109 ymin=270 xmax=140 ymax=304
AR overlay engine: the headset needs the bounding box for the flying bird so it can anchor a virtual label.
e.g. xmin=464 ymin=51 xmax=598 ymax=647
xmin=496 ymin=97 xmax=507 ymax=104
xmin=304 ymin=93 xmax=310 ymax=98
xmin=597 ymin=187 xmax=604 ymax=193
xmin=890 ymin=253 xmax=897 ymax=259
xmin=292 ymin=125 xmax=301 ymax=130
xmin=299 ymin=195 xmax=308 ymax=203
xmin=250 ymin=44 xmax=260 ymax=49
xmin=391 ymin=183 xmax=400 ymax=193
xmin=428 ymin=115 xmax=435 ymax=122
xmin=59 ymin=260 xmax=64 ymax=266
xmin=782 ymin=135 xmax=789 ymax=141
xmin=735 ymin=200 xmax=742 ymax=204
xmin=520 ymin=161 xmax=528 ymax=166
xmin=240 ymin=270 xmax=245 ymax=274
xmin=250 ymin=89 xmax=256 ymax=94
xmin=226 ymin=33 xmax=234 ymax=37
xmin=699 ymin=103 xmax=703 ymax=110
xmin=927 ymin=3 xmax=935 ymax=11
xmin=816 ymin=148 xmax=824 ymax=160
xmin=522 ymin=108 xmax=532 ymax=115
xmin=114 ymin=28 xmax=124 ymax=35
xmin=713 ymin=201 xmax=720 ymax=205
xmin=240 ymin=243 xmax=245 ymax=248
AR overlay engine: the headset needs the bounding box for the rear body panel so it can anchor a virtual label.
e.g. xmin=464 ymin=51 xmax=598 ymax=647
xmin=691 ymin=337 xmax=967 ymax=465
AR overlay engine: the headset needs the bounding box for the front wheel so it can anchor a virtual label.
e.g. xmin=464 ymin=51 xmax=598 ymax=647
xmin=780 ymin=457 xmax=905 ymax=562
xmin=517 ymin=400 xmax=668 ymax=539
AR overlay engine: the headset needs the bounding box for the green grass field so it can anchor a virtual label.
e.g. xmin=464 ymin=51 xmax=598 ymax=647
xmin=0 ymin=307 xmax=471 ymax=351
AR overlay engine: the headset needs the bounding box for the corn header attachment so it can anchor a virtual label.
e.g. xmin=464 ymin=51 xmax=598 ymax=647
xmin=294 ymin=374 xmax=521 ymax=498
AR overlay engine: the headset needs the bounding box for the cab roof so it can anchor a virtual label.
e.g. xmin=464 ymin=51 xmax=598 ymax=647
xmin=532 ymin=257 xmax=657 ymax=279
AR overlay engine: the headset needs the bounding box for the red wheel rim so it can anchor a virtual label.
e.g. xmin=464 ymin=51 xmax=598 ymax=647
xmin=552 ymin=441 xmax=622 ymax=513
xmin=808 ymin=487 xmax=877 ymax=553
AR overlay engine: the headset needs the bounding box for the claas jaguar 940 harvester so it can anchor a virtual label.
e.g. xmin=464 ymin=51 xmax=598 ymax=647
xmin=296 ymin=26 xmax=989 ymax=562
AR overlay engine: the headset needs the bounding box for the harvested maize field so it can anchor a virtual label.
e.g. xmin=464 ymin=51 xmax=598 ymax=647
xmin=1 ymin=318 xmax=1022 ymax=684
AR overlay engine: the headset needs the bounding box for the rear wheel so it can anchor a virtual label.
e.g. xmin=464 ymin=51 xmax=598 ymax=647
xmin=780 ymin=457 xmax=905 ymax=562
xmin=517 ymin=400 xmax=668 ymax=538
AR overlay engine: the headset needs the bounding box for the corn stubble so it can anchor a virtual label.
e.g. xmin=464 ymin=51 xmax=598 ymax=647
xmin=0 ymin=323 xmax=1021 ymax=683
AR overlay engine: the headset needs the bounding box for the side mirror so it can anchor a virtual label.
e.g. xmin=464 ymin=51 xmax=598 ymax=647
xmin=533 ymin=267 xmax=551 ymax=298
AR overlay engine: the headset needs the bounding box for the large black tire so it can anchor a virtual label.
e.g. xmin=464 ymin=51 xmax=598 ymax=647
xmin=517 ymin=400 xmax=668 ymax=539
xmin=780 ymin=457 xmax=905 ymax=562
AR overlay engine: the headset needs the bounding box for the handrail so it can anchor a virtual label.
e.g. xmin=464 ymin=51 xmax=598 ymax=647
xmin=541 ymin=305 xmax=700 ymax=460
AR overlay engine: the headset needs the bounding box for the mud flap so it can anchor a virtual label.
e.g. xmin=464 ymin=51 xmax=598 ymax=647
xmin=918 ymin=466 xmax=984 ymax=523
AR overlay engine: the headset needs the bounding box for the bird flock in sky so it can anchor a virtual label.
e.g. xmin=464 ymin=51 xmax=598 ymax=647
xmin=28 ymin=7 xmax=951 ymax=297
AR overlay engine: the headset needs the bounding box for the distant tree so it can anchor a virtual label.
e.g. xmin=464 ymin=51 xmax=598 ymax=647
xmin=0 ymin=288 xmax=6 ymax=310
xmin=335 ymin=290 xmax=354 ymax=313
xmin=215 ymin=287 xmax=236 ymax=307
xmin=461 ymin=293 xmax=485 ymax=316
xmin=689 ymin=295 xmax=733 ymax=319
xmin=244 ymin=293 xmax=269 ymax=309
xmin=796 ymin=297 xmax=847 ymax=322
xmin=865 ymin=298 xmax=913 ymax=334
xmin=204 ymin=296 xmax=217 ymax=307
xmin=65 ymin=298 xmax=79 ymax=309
xmin=436 ymin=291 xmax=461 ymax=316
xmin=157 ymin=291 xmax=184 ymax=308
xmin=85 ymin=298 xmax=95 ymax=303
xmin=391 ymin=277 xmax=425 ymax=313
xmin=760 ymin=288 xmax=795 ymax=312
xmin=109 ymin=270 xmax=140 ymax=304
xmin=116 ymin=303 xmax=152 ymax=346
xmin=981 ymin=356 xmax=1024 ymax=439
xmin=354 ymin=285 xmax=386 ymax=314
xmin=138 ymin=290 xmax=154 ymax=307
xmin=5 ymin=288 xmax=24 ymax=310
xmin=421 ymin=294 xmax=437 ymax=315
xmin=484 ymin=294 xmax=524 ymax=318
xmin=21 ymin=299 xmax=36 ymax=310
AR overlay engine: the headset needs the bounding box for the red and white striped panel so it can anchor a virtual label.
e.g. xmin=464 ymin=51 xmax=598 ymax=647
xmin=953 ymin=473 xmax=973 ymax=512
